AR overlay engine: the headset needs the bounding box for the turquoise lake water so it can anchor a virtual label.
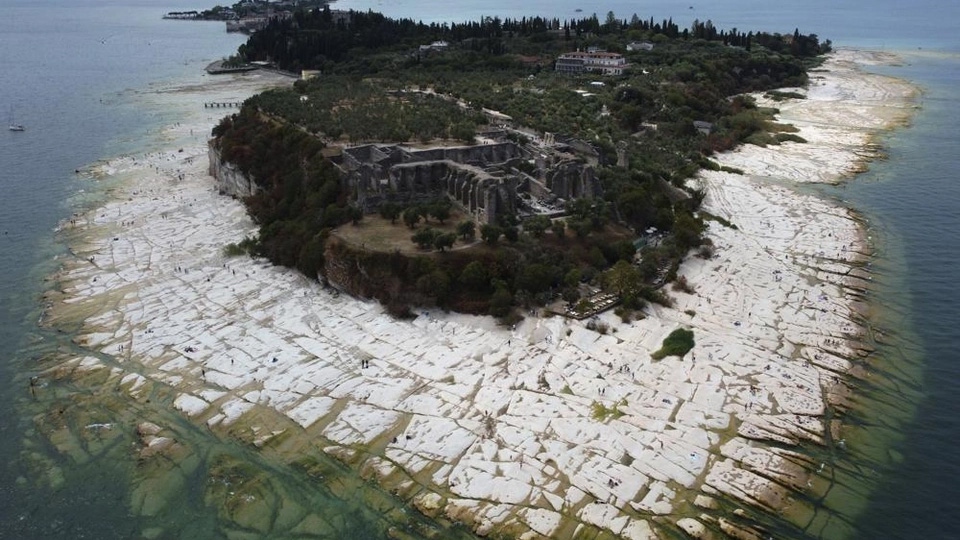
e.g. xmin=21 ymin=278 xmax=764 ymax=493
xmin=1 ymin=1 xmax=958 ymax=538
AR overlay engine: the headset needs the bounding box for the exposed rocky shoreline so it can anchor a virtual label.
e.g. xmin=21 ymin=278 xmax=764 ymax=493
xmin=39 ymin=49 xmax=918 ymax=539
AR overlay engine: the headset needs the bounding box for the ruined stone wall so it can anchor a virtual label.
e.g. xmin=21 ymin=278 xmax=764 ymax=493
xmin=208 ymin=144 xmax=259 ymax=198
xmin=351 ymin=159 xmax=516 ymax=224
xmin=544 ymin=160 xmax=602 ymax=201
xmin=340 ymin=142 xmax=530 ymax=223
xmin=526 ymin=177 xmax=553 ymax=200
xmin=554 ymin=136 xmax=600 ymax=165
xmin=403 ymin=142 xmax=526 ymax=165
xmin=343 ymin=144 xmax=400 ymax=169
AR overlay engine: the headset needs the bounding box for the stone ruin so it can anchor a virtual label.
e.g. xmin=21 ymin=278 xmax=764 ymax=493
xmin=529 ymin=149 xmax=602 ymax=201
xmin=333 ymin=139 xmax=603 ymax=224
xmin=336 ymin=142 xmax=523 ymax=224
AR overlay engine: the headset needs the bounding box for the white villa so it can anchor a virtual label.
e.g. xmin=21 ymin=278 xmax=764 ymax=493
xmin=554 ymin=51 xmax=628 ymax=75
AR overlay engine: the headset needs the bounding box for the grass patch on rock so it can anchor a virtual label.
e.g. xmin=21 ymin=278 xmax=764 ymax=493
xmin=651 ymin=328 xmax=695 ymax=360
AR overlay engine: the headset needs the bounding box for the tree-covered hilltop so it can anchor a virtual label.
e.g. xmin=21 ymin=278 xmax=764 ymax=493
xmin=212 ymin=8 xmax=830 ymax=320
xmin=239 ymin=8 xmax=828 ymax=73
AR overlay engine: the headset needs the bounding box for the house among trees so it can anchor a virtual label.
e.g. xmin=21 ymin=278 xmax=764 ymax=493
xmin=693 ymin=120 xmax=714 ymax=135
xmin=554 ymin=51 xmax=628 ymax=75
xmin=419 ymin=40 xmax=450 ymax=53
xmin=226 ymin=16 xmax=271 ymax=33
xmin=626 ymin=41 xmax=655 ymax=52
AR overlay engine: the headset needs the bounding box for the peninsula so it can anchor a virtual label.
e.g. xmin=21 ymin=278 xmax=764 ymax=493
xmin=38 ymin=7 xmax=918 ymax=540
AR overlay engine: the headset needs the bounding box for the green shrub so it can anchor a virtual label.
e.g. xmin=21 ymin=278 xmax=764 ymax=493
xmin=591 ymin=399 xmax=627 ymax=421
xmin=701 ymin=159 xmax=721 ymax=171
xmin=672 ymin=275 xmax=695 ymax=294
xmin=719 ymin=165 xmax=744 ymax=175
xmin=223 ymin=243 xmax=246 ymax=257
xmin=651 ymin=328 xmax=695 ymax=360
xmin=223 ymin=236 xmax=257 ymax=257
xmin=640 ymin=287 xmax=673 ymax=308
xmin=765 ymin=90 xmax=806 ymax=101
xmin=745 ymin=132 xmax=776 ymax=147
xmin=700 ymin=211 xmax=738 ymax=230
xmin=776 ymin=133 xmax=807 ymax=144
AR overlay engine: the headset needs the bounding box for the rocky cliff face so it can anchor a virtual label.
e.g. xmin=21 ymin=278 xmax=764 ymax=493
xmin=208 ymin=144 xmax=259 ymax=198
xmin=322 ymin=241 xmax=432 ymax=315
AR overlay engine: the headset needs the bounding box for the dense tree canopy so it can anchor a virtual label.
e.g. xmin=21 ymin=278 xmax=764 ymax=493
xmin=213 ymin=8 xmax=832 ymax=318
xmin=240 ymin=7 xmax=828 ymax=73
xmin=212 ymin=108 xmax=346 ymax=277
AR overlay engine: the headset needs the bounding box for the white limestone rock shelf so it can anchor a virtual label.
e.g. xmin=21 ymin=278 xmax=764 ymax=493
xmin=45 ymin=50 xmax=916 ymax=538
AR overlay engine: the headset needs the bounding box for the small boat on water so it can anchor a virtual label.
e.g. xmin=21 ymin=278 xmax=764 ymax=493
xmin=8 ymin=106 xmax=25 ymax=131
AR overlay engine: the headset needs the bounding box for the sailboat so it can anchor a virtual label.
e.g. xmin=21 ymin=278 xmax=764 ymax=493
xmin=8 ymin=106 xmax=25 ymax=132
